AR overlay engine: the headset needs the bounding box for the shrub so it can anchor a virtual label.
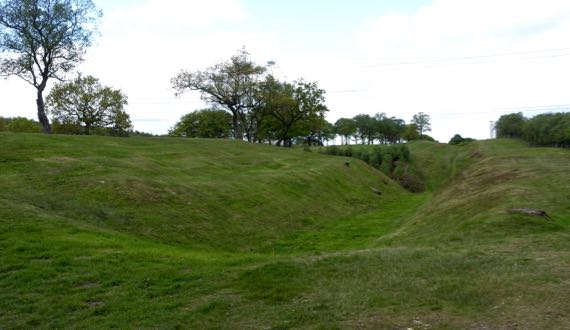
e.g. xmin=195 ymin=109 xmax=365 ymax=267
xmin=52 ymin=120 xmax=83 ymax=135
xmin=359 ymin=150 xmax=370 ymax=163
xmin=398 ymin=173 xmax=426 ymax=193
xmin=6 ymin=117 xmax=42 ymax=133
xmin=370 ymin=146 xmax=383 ymax=168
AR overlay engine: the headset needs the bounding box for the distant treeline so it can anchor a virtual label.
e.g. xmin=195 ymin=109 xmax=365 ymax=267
xmin=496 ymin=112 xmax=570 ymax=148
xmin=0 ymin=117 xmax=155 ymax=137
xmin=170 ymin=109 xmax=435 ymax=147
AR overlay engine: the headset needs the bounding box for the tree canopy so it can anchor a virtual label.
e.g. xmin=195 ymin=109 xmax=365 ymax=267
xmin=172 ymin=50 xmax=330 ymax=147
xmin=169 ymin=109 xmax=233 ymax=138
xmin=46 ymin=74 xmax=131 ymax=135
xmin=411 ymin=112 xmax=431 ymax=137
xmin=495 ymin=112 xmax=526 ymax=138
xmin=0 ymin=0 xmax=101 ymax=133
xmin=496 ymin=112 xmax=570 ymax=148
xmin=171 ymin=49 xmax=266 ymax=141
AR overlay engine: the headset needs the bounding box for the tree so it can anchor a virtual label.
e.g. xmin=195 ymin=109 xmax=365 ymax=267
xmin=46 ymin=74 xmax=131 ymax=135
xmin=411 ymin=112 xmax=431 ymax=137
xmin=495 ymin=112 xmax=526 ymax=138
xmin=334 ymin=118 xmax=357 ymax=145
xmin=402 ymin=124 xmax=420 ymax=141
xmin=169 ymin=108 xmax=233 ymax=138
xmin=518 ymin=112 xmax=570 ymax=148
xmin=302 ymin=118 xmax=334 ymax=146
xmin=353 ymin=114 xmax=375 ymax=144
xmin=264 ymin=79 xmax=328 ymax=147
xmin=382 ymin=116 xmax=406 ymax=144
xmin=0 ymin=0 xmax=101 ymax=133
xmin=172 ymin=49 xmax=266 ymax=141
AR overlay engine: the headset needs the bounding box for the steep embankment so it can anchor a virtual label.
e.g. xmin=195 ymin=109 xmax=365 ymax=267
xmin=0 ymin=133 xmax=403 ymax=252
xmin=396 ymin=139 xmax=570 ymax=245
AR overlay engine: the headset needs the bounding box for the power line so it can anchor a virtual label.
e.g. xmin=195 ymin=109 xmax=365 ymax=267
xmin=431 ymin=104 xmax=570 ymax=118
xmin=361 ymin=47 xmax=570 ymax=68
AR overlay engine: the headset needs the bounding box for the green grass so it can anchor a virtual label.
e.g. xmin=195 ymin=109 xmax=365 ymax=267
xmin=1 ymin=133 xmax=569 ymax=328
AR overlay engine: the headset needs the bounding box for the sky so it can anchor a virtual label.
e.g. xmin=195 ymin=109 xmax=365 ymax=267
xmin=2 ymin=0 xmax=570 ymax=142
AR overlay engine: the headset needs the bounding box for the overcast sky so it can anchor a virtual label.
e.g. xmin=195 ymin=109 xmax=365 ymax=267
xmin=2 ymin=0 xmax=570 ymax=142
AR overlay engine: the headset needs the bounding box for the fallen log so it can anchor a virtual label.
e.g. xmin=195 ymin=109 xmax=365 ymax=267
xmin=508 ymin=208 xmax=552 ymax=221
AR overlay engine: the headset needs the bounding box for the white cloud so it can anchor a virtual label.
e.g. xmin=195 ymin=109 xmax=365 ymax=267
xmin=2 ymin=0 xmax=570 ymax=141
xmin=339 ymin=0 xmax=570 ymax=141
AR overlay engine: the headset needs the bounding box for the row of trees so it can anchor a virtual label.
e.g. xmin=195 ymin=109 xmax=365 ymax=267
xmin=496 ymin=112 xmax=570 ymax=148
xmin=333 ymin=112 xmax=432 ymax=145
xmin=169 ymin=107 xmax=434 ymax=146
xmin=0 ymin=0 xmax=433 ymax=144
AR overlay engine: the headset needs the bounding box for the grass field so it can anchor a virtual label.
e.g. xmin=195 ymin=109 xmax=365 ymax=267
xmin=1 ymin=133 xmax=569 ymax=329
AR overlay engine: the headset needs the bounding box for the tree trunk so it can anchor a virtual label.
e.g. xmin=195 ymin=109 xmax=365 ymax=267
xmin=232 ymin=112 xmax=243 ymax=140
xmin=36 ymin=88 xmax=51 ymax=134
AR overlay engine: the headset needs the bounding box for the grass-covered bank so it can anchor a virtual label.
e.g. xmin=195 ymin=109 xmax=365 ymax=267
xmin=1 ymin=133 xmax=569 ymax=328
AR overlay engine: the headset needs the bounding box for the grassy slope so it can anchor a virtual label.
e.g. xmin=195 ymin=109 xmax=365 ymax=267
xmin=0 ymin=133 xmax=403 ymax=253
xmin=1 ymin=133 xmax=569 ymax=329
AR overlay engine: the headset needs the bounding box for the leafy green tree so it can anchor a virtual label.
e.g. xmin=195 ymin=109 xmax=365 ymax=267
xmin=46 ymin=74 xmax=131 ymax=135
xmin=402 ymin=124 xmax=420 ymax=141
xmin=334 ymin=118 xmax=357 ymax=145
xmin=172 ymin=49 xmax=266 ymax=141
xmin=522 ymin=112 xmax=570 ymax=147
xmin=496 ymin=112 xmax=526 ymax=138
xmin=353 ymin=114 xmax=376 ymax=144
xmin=305 ymin=118 xmax=335 ymax=146
xmin=0 ymin=0 xmax=101 ymax=133
xmin=411 ymin=112 xmax=431 ymax=137
xmin=169 ymin=109 xmax=233 ymax=138
xmin=265 ymin=79 xmax=328 ymax=147
xmin=0 ymin=117 xmax=6 ymax=131
xmin=6 ymin=117 xmax=42 ymax=132
xmin=383 ymin=116 xmax=406 ymax=144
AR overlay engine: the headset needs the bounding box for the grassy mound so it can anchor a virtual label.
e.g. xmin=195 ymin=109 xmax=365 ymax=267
xmin=0 ymin=133 xmax=403 ymax=252
xmin=1 ymin=133 xmax=568 ymax=328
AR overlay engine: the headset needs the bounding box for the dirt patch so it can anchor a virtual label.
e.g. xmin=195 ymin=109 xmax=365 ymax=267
xmin=86 ymin=301 xmax=104 ymax=307
xmin=35 ymin=156 xmax=77 ymax=162
xmin=78 ymin=282 xmax=100 ymax=289
xmin=508 ymin=208 xmax=552 ymax=220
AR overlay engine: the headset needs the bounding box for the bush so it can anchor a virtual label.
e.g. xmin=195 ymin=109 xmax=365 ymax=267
xmin=325 ymin=145 xmax=339 ymax=155
xmin=359 ymin=150 xmax=370 ymax=163
xmin=449 ymin=134 xmax=475 ymax=145
xmin=0 ymin=117 xmax=6 ymax=131
xmin=398 ymin=173 xmax=426 ymax=193
xmin=369 ymin=146 xmax=383 ymax=168
xmin=400 ymin=145 xmax=410 ymax=161
xmin=52 ymin=120 xmax=84 ymax=135
xmin=6 ymin=117 xmax=42 ymax=133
